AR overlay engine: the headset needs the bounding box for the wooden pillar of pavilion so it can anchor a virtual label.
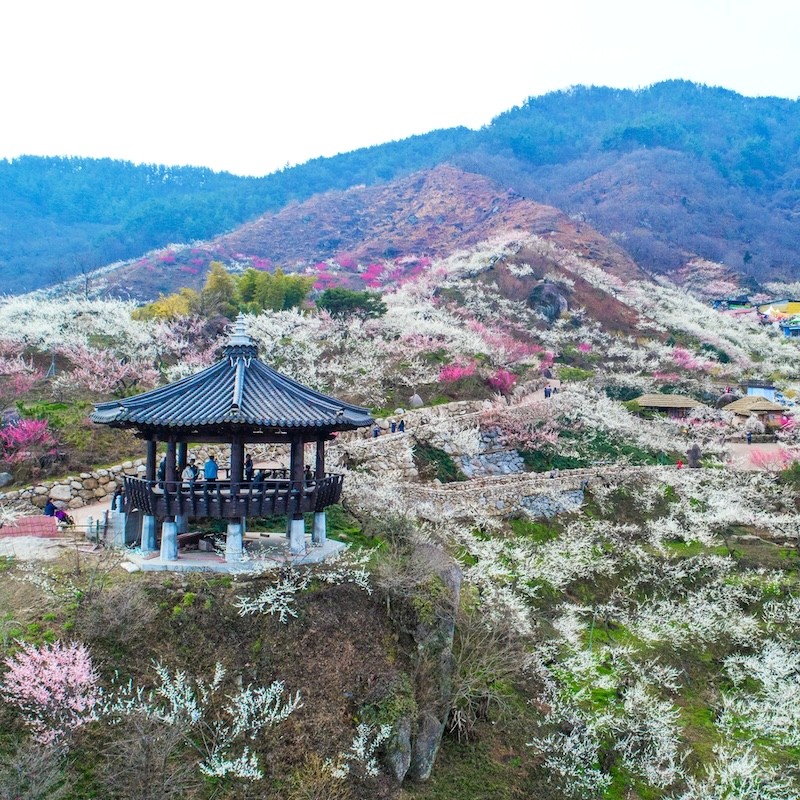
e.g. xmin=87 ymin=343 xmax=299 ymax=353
xmin=141 ymin=439 xmax=159 ymax=552
xmin=230 ymin=435 xmax=244 ymax=489
xmin=289 ymin=434 xmax=306 ymax=554
xmin=290 ymin=436 xmax=306 ymax=508
xmin=177 ymin=442 xmax=187 ymax=473
xmin=315 ymin=438 xmax=325 ymax=479
xmin=175 ymin=440 xmax=189 ymax=535
xmin=161 ymin=437 xmax=179 ymax=559
xmin=165 ymin=439 xmax=177 ymax=485
xmin=313 ymin=437 xmax=327 ymax=545
xmin=146 ymin=440 xmax=157 ymax=482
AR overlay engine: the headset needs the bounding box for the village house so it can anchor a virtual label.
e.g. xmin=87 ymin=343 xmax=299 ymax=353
xmin=724 ymin=396 xmax=786 ymax=428
xmin=633 ymin=393 xmax=702 ymax=420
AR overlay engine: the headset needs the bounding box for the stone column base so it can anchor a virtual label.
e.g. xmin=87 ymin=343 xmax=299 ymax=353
xmin=111 ymin=510 xmax=127 ymax=549
xmin=160 ymin=520 xmax=178 ymax=561
xmin=141 ymin=515 xmax=157 ymax=553
xmin=312 ymin=511 xmax=327 ymax=545
xmin=226 ymin=522 xmax=243 ymax=562
xmin=289 ymin=517 xmax=306 ymax=555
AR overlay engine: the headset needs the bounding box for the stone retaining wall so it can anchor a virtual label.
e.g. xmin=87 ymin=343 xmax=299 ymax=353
xmin=0 ymin=460 xmax=146 ymax=511
xmin=458 ymin=450 xmax=525 ymax=478
xmin=400 ymin=464 xmax=683 ymax=519
xmin=332 ymin=432 xmax=419 ymax=480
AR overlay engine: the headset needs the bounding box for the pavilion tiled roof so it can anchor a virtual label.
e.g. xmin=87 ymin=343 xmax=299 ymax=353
xmin=91 ymin=318 xmax=373 ymax=432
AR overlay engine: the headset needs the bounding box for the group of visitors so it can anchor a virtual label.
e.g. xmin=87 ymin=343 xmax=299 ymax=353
xmin=372 ymin=419 xmax=406 ymax=437
xmin=543 ymin=385 xmax=560 ymax=399
xmin=155 ymin=453 xmax=321 ymax=490
xmin=43 ymin=500 xmax=74 ymax=525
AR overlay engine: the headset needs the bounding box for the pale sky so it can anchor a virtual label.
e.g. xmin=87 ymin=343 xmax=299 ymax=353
xmin=1 ymin=0 xmax=798 ymax=177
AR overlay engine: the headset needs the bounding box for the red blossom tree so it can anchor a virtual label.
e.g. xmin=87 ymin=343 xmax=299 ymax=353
xmin=439 ymin=360 xmax=478 ymax=383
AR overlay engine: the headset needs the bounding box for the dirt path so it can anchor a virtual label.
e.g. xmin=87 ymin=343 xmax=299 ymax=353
xmin=725 ymin=441 xmax=785 ymax=471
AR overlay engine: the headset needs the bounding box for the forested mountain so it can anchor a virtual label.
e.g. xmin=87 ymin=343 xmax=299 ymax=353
xmin=3 ymin=80 xmax=800 ymax=294
xmin=0 ymin=130 xmax=467 ymax=293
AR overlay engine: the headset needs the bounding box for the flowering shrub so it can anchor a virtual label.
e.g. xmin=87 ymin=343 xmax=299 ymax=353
xmin=0 ymin=418 xmax=59 ymax=474
xmin=0 ymin=641 xmax=100 ymax=744
xmin=235 ymin=553 xmax=374 ymax=623
xmin=438 ymin=360 xmax=477 ymax=384
xmin=487 ymin=368 xmax=516 ymax=395
xmin=104 ymin=661 xmax=301 ymax=781
xmin=325 ymin=723 xmax=393 ymax=780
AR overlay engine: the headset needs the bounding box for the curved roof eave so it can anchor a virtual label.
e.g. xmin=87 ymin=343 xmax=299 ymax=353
xmin=91 ymin=338 xmax=373 ymax=433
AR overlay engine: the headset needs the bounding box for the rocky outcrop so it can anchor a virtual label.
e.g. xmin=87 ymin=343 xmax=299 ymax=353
xmin=521 ymin=489 xmax=585 ymax=518
xmin=385 ymin=717 xmax=413 ymax=782
xmin=528 ymin=282 xmax=569 ymax=321
xmin=407 ymin=548 xmax=462 ymax=782
xmin=458 ymin=450 xmax=525 ymax=478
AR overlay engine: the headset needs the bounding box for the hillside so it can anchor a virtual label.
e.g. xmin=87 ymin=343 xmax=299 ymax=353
xmin=4 ymin=81 xmax=800 ymax=295
xmin=2 ymin=224 xmax=800 ymax=797
xmin=93 ymin=166 xmax=646 ymax=301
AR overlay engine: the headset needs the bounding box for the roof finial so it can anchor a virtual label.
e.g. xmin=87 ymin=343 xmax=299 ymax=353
xmin=228 ymin=313 xmax=252 ymax=347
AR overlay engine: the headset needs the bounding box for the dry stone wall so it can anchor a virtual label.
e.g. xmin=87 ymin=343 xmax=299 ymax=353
xmin=0 ymin=460 xmax=145 ymax=512
xmin=400 ymin=465 xmax=682 ymax=519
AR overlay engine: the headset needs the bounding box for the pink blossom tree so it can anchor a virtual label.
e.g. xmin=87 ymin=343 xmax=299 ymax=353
xmin=749 ymin=448 xmax=797 ymax=472
xmin=0 ymin=641 xmax=100 ymax=744
xmin=55 ymin=344 xmax=159 ymax=397
xmin=487 ymin=368 xmax=517 ymax=395
xmin=439 ymin=360 xmax=478 ymax=384
xmin=0 ymin=419 xmax=59 ymax=477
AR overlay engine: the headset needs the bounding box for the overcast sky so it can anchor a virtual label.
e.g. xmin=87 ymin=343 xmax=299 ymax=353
xmin=1 ymin=0 xmax=798 ymax=177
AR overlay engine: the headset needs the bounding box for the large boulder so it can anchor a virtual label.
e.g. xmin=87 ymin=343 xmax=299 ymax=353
xmin=0 ymin=473 xmax=13 ymax=489
xmin=528 ymin=282 xmax=569 ymax=322
xmin=49 ymin=484 xmax=73 ymax=502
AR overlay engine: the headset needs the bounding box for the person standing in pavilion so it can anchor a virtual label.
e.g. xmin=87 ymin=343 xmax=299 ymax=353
xmin=204 ymin=455 xmax=218 ymax=489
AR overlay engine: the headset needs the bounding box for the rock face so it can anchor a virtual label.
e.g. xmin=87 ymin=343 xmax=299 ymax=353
xmin=407 ymin=548 xmax=462 ymax=782
xmin=528 ymin=282 xmax=569 ymax=321
xmin=521 ymin=489 xmax=585 ymax=518
xmin=385 ymin=716 xmax=413 ymax=782
xmin=459 ymin=450 xmax=525 ymax=478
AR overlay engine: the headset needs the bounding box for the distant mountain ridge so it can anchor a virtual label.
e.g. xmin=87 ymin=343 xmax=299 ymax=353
xmin=4 ymin=80 xmax=800 ymax=295
xmin=95 ymin=166 xmax=647 ymax=301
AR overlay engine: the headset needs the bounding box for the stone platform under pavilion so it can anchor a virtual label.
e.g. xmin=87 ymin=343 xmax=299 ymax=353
xmin=122 ymin=529 xmax=347 ymax=573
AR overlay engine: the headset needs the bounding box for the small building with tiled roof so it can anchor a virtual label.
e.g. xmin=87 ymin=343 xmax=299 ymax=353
xmin=91 ymin=316 xmax=373 ymax=561
xmin=633 ymin=393 xmax=702 ymax=419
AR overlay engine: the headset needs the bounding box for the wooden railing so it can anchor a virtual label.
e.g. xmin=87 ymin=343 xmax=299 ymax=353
xmin=122 ymin=473 xmax=344 ymax=519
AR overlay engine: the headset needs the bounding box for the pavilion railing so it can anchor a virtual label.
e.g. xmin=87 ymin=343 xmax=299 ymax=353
xmin=122 ymin=472 xmax=344 ymax=520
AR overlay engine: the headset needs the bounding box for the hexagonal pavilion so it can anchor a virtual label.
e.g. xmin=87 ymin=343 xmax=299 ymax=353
xmin=91 ymin=317 xmax=373 ymax=561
